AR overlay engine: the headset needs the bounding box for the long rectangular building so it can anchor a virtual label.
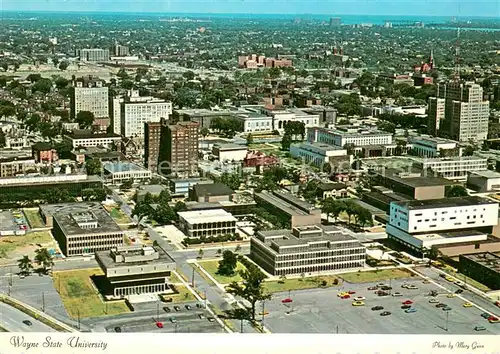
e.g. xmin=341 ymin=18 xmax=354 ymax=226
xmin=307 ymin=127 xmax=393 ymax=147
xmin=178 ymin=209 xmax=237 ymax=238
xmin=250 ymin=225 xmax=366 ymax=276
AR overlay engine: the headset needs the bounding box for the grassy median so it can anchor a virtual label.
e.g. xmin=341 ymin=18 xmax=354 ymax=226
xmin=23 ymin=209 xmax=46 ymax=229
xmin=197 ymin=260 xmax=247 ymax=284
xmin=340 ymin=268 xmax=412 ymax=283
xmin=263 ymin=275 xmax=340 ymax=293
xmin=53 ymin=268 xmax=130 ymax=319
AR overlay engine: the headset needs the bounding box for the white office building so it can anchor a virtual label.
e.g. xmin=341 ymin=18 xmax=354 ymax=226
xmin=417 ymin=157 xmax=488 ymax=181
xmin=290 ymin=142 xmax=348 ymax=167
xmin=387 ymin=197 xmax=498 ymax=252
xmin=212 ymin=144 xmax=248 ymax=162
xmin=308 ymin=127 xmax=393 ymax=147
xmin=64 ymin=132 xmax=121 ymax=149
xmin=77 ymin=49 xmax=110 ymax=62
xmin=268 ymin=108 xmax=320 ymax=133
xmin=121 ymin=91 xmax=172 ymax=138
xmin=409 ymin=136 xmax=461 ymax=158
xmin=178 ymin=209 xmax=237 ymax=238
xmin=103 ymin=162 xmax=152 ymax=184
xmin=235 ymin=112 xmax=273 ymax=133
xmin=71 ymin=81 xmax=109 ymax=120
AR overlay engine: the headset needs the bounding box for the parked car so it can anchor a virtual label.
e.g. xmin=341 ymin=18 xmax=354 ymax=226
xmin=207 ymin=317 xmax=215 ymax=322
xmin=22 ymin=320 xmax=32 ymax=326
xmin=429 ymin=299 xmax=439 ymax=303
xmin=455 ymin=289 xmax=463 ymax=294
xmin=447 ymin=294 xmax=456 ymax=298
xmin=198 ymin=314 xmax=205 ymax=319
xmin=463 ymin=303 xmax=473 ymax=308
xmin=341 ymin=295 xmax=351 ymax=299
xmin=353 ymin=296 xmax=365 ymax=301
xmin=474 ymin=325 xmax=486 ymax=331
xmin=405 ymin=308 xmax=417 ymax=313
xmin=114 ymin=327 xmax=121 ymax=333
xmin=380 ymin=311 xmax=391 ymax=316
xmin=170 ymin=317 xmax=177 ymax=323
xmin=481 ymin=312 xmax=490 ymax=318
xmin=380 ymin=286 xmax=392 ymax=291
xmin=352 ymin=301 xmax=365 ymax=306
xmin=196 ymin=303 xmax=203 ymax=309
xmin=402 ymin=300 xmax=413 ymax=305
xmin=347 ymin=291 xmax=356 ymax=294
xmin=488 ymin=316 xmax=499 ymax=323
xmin=174 ymin=306 xmax=181 ymax=312
xmin=371 ymin=306 xmax=384 ymax=311
xmin=367 ymin=286 xmax=378 ymax=290
xmin=163 ymin=307 xmax=171 ymax=313
xmin=156 ymin=322 xmax=164 ymax=328
xmin=407 ymin=285 xmax=418 ymax=290
xmin=436 ymin=303 xmax=447 ymax=308
xmin=442 ymin=306 xmax=452 ymax=311
xmin=185 ymin=304 xmax=192 ymax=310
xmin=392 ymin=292 xmax=403 ymax=297
xmin=401 ymin=305 xmax=412 ymax=309
xmin=282 ymin=298 xmax=293 ymax=303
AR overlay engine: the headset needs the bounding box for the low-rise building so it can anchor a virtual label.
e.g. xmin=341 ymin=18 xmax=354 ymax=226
xmin=168 ymin=177 xmax=213 ymax=196
xmin=32 ymin=142 xmax=59 ymax=164
xmin=40 ymin=202 xmax=124 ymax=257
xmin=290 ymin=142 xmax=348 ymax=167
xmin=64 ymin=130 xmax=121 ymax=149
xmin=467 ymin=170 xmax=500 ymax=192
xmin=178 ymin=209 xmax=237 ymax=237
xmin=416 ymin=157 xmax=488 ymax=181
xmin=189 ymin=183 xmax=234 ymax=203
xmin=387 ymin=196 xmax=499 ymax=254
xmin=250 ymin=225 xmax=366 ymax=276
xmin=458 ymin=252 xmax=500 ymax=290
xmin=0 ymin=154 xmax=36 ymax=177
xmin=234 ymin=111 xmax=273 ymax=133
xmin=316 ymin=182 xmax=348 ymax=199
xmin=212 ymin=144 xmax=248 ymax=162
xmin=135 ymin=184 xmax=167 ymax=202
xmin=103 ymin=162 xmax=152 ymax=184
xmin=255 ymin=191 xmax=321 ymax=228
xmin=96 ymin=245 xmax=176 ymax=297
xmin=308 ymin=127 xmax=393 ymax=147
xmin=409 ymin=136 xmax=461 ymax=158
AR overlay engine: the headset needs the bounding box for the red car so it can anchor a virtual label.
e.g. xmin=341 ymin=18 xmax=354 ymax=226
xmin=402 ymin=300 xmax=413 ymax=305
xmin=281 ymin=298 xmax=293 ymax=303
xmin=156 ymin=322 xmax=163 ymax=328
xmin=341 ymin=295 xmax=351 ymax=299
xmin=348 ymin=291 xmax=356 ymax=294
xmin=488 ymin=316 xmax=499 ymax=321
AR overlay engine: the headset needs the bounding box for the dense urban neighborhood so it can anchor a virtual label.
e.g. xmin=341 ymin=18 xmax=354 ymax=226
xmin=0 ymin=10 xmax=500 ymax=336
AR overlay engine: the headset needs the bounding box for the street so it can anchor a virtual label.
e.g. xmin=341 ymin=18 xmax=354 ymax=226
xmin=0 ymin=302 xmax=55 ymax=332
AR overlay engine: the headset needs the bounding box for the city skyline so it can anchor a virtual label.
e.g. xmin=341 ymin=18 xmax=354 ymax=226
xmin=2 ymin=0 xmax=499 ymax=18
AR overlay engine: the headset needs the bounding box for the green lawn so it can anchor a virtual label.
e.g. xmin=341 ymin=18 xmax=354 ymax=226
xmin=198 ymin=260 xmax=247 ymax=284
xmin=23 ymin=209 xmax=45 ymax=229
xmin=160 ymin=286 xmax=196 ymax=303
xmin=0 ymin=231 xmax=53 ymax=258
xmin=264 ymin=275 xmax=340 ymax=293
xmin=53 ymin=268 xmax=130 ymax=319
xmin=340 ymin=268 xmax=412 ymax=283
xmin=108 ymin=208 xmax=131 ymax=224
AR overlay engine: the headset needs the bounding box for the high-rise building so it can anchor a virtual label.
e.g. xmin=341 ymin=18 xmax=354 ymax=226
xmin=428 ymin=82 xmax=489 ymax=142
xmin=121 ymin=90 xmax=172 ymax=138
xmin=158 ymin=120 xmax=199 ymax=177
xmin=144 ymin=121 xmax=162 ymax=172
xmin=77 ymin=49 xmax=110 ymax=62
xmin=71 ymin=81 xmax=109 ymax=125
xmin=114 ymin=44 xmax=130 ymax=57
xmin=110 ymin=97 xmax=123 ymax=135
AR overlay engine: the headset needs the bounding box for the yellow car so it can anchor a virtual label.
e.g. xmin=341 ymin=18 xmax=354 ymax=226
xmin=352 ymin=301 xmax=365 ymax=306
xmin=259 ymin=311 xmax=269 ymax=316
xmin=337 ymin=292 xmax=349 ymax=297
xmin=445 ymin=276 xmax=454 ymax=282
xmin=447 ymin=294 xmax=456 ymax=298
xmin=462 ymin=303 xmax=473 ymax=308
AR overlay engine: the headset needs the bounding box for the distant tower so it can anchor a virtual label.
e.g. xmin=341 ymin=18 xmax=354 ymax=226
xmin=453 ymin=27 xmax=461 ymax=81
xmin=429 ymin=49 xmax=434 ymax=70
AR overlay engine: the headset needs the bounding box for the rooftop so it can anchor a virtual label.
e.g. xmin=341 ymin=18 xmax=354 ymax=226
xmin=192 ymin=183 xmax=233 ymax=197
xmin=214 ymin=143 xmax=248 ymax=151
xmin=178 ymin=209 xmax=237 ymax=224
xmin=461 ymin=252 xmax=500 ymax=273
xmin=313 ymin=127 xmax=391 ymax=137
xmin=392 ymin=196 xmax=497 ymax=210
xmin=41 ymin=202 xmax=122 ymax=236
xmin=255 ymin=191 xmax=317 ymax=216
xmin=414 ymin=229 xmax=487 ymax=242
xmin=67 ymin=130 xmax=120 ymax=140
xmin=469 ymin=170 xmax=500 ymax=179
xmin=103 ymin=162 xmax=148 ymax=173
xmin=96 ymin=245 xmax=175 ymax=269
xmin=293 ymin=142 xmax=345 ymax=152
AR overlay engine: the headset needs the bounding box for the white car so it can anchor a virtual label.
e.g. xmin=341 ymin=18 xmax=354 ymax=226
xmin=429 ymin=298 xmax=440 ymax=303
xmin=392 ymin=292 xmax=403 ymax=297
xmin=354 ymin=296 xmax=366 ymax=301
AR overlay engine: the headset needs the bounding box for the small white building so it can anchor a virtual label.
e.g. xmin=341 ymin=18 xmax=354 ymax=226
xmin=417 ymin=157 xmax=488 ymax=181
xmin=64 ymin=131 xmax=122 ymax=149
xmin=409 ymin=136 xmax=461 ymax=158
xmin=467 ymin=170 xmax=500 ymax=192
xmin=235 ymin=112 xmax=273 ymax=133
xmin=178 ymin=209 xmax=237 ymax=238
xmin=308 ymin=127 xmax=393 ymax=147
xmin=103 ymin=162 xmax=152 ymax=184
xmin=289 ymin=142 xmax=348 ymax=167
xmin=212 ymin=144 xmax=248 ymax=162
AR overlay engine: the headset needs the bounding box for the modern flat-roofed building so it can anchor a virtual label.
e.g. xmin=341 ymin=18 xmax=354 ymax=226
xmin=458 ymin=252 xmax=500 ymax=290
xmin=189 ymin=183 xmax=234 ymax=203
xmin=95 ymin=245 xmax=176 ymax=297
xmin=144 ymin=121 xmax=162 ymax=172
xmin=250 ymin=225 xmax=366 ymax=276
xmin=212 ymin=144 xmax=248 ymax=162
xmin=308 ymin=127 xmax=393 ymax=147
xmin=409 ymin=136 xmax=461 ymax=158
xmin=174 ymin=109 xmax=234 ymax=129
xmin=387 ymin=196 xmax=499 ymax=253
xmin=264 ymin=107 xmax=319 ymax=133
xmin=77 ymin=48 xmax=110 ymax=62
xmin=234 ymin=111 xmax=273 ymax=133
xmin=290 ymin=142 xmax=348 ymax=167
xmin=255 ymin=191 xmax=321 ymax=228
xmin=178 ymin=209 xmax=237 ymax=237
xmin=71 ymin=81 xmax=109 ymax=123
xmin=416 ymin=157 xmax=488 ymax=181
xmin=169 ymin=177 xmax=213 ymax=196
xmin=40 ymin=202 xmax=124 ymax=257
xmin=467 ymin=170 xmax=500 ymax=192
xmin=64 ymin=130 xmax=121 ymax=149
xmin=103 ymin=162 xmax=152 ymax=184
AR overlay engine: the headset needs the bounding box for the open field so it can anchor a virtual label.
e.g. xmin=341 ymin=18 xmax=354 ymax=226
xmin=52 ymin=268 xmax=130 ymax=319
xmin=0 ymin=231 xmax=53 ymax=259
xmin=339 ymin=268 xmax=413 ymax=283
xmin=23 ymin=209 xmax=45 ymax=229
xmin=198 ymin=260 xmax=247 ymax=284
xmin=264 ymin=275 xmax=340 ymax=293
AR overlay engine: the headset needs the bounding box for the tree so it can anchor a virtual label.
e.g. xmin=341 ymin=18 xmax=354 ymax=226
xmin=281 ymin=133 xmax=292 ymax=151
xmin=197 ymin=249 xmax=204 ymax=260
xmin=0 ymin=130 xmax=5 ymax=148
xmin=183 ymin=71 xmax=195 ymax=81
xmin=120 ymin=179 xmax=134 ymax=190
xmin=33 ymin=78 xmax=53 ymax=94
xmin=216 ymin=249 xmax=222 ymax=257
xmin=246 ymin=133 xmax=254 ymax=145
xmin=75 ymin=111 xmax=95 ymax=129
xmin=235 ymin=245 xmax=241 ymax=254
xmin=200 ymin=127 xmax=210 ymax=138
xmin=85 ymin=159 xmax=102 ymax=175
xmin=226 ymin=266 xmax=271 ymax=321
xmin=217 ymin=250 xmax=238 ymax=276
xmin=52 ymin=57 xmax=59 ymax=67
xmin=445 ymin=185 xmax=468 ymax=198
xmin=18 ymin=255 xmax=33 ymax=276
xmin=58 ymin=61 xmax=69 ymax=71
xmin=34 ymin=248 xmax=54 ymax=274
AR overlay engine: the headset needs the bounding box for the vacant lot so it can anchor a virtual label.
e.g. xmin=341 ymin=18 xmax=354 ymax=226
xmin=264 ymin=275 xmax=340 ymax=293
xmin=53 ymin=268 xmax=129 ymax=319
xmin=0 ymin=231 xmax=53 ymax=259
xmin=198 ymin=260 xmax=247 ymax=284
xmin=340 ymin=268 xmax=413 ymax=283
xmin=23 ymin=209 xmax=45 ymax=229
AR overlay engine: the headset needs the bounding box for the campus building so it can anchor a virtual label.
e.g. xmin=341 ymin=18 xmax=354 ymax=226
xmin=77 ymin=48 xmax=110 ymax=62
xmin=177 ymin=209 xmax=237 ymax=238
xmin=416 ymin=157 xmax=488 ymax=181
xmin=70 ymin=81 xmax=109 ymax=124
xmin=40 ymin=202 xmax=124 ymax=257
xmin=103 ymin=162 xmax=152 ymax=184
xmin=307 ymin=127 xmax=393 ymax=147
xmin=250 ymin=225 xmax=366 ymax=276
xmin=96 ymin=245 xmax=176 ymax=297
xmin=467 ymin=170 xmax=500 ymax=192
xmin=408 ymin=136 xmax=461 ymax=158
xmin=64 ymin=130 xmax=121 ymax=149
xmin=289 ymin=142 xmax=348 ymax=167
xmin=212 ymin=144 xmax=248 ymax=162
xmin=255 ymin=191 xmax=321 ymax=228
xmin=458 ymin=252 xmax=500 ymax=290
xmin=386 ymin=196 xmax=499 ymax=254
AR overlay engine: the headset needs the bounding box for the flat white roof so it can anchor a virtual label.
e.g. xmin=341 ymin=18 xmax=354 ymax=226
xmin=178 ymin=209 xmax=237 ymax=224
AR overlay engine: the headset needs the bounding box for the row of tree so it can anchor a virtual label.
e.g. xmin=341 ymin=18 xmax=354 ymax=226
xmin=132 ymin=190 xmax=187 ymax=225
xmin=321 ymin=198 xmax=373 ymax=227
xmin=18 ymin=248 xmax=54 ymax=276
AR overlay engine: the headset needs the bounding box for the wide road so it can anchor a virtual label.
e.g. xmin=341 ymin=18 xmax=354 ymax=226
xmin=0 ymin=302 xmax=55 ymax=332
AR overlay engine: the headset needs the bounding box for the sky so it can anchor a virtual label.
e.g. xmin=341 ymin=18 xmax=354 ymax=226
xmin=1 ymin=0 xmax=499 ymax=18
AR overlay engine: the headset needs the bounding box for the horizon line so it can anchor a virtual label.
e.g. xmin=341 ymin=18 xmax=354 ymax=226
xmin=1 ymin=10 xmax=496 ymax=19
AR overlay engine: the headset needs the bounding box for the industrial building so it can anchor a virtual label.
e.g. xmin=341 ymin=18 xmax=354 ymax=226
xmin=250 ymin=225 xmax=366 ymax=276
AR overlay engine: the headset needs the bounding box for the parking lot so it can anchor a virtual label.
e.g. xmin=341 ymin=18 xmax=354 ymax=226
xmin=262 ymin=277 xmax=500 ymax=335
xmin=0 ymin=210 xmax=28 ymax=235
xmin=104 ymin=305 xmax=224 ymax=333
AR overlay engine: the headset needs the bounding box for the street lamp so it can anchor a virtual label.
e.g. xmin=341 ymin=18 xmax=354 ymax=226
xmin=157 ymin=302 xmax=160 ymax=322
xmin=445 ymin=311 xmax=449 ymax=332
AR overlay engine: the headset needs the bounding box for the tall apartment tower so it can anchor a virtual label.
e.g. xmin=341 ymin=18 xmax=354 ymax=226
xmin=144 ymin=121 xmax=162 ymax=172
xmin=71 ymin=81 xmax=110 ymax=129
xmin=77 ymin=49 xmax=110 ymax=62
xmin=428 ymin=82 xmax=489 ymax=142
xmin=158 ymin=120 xmax=199 ymax=177
xmin=114 ymin=44 xmax=130 ymax=57
xmin=110 ymin=97 xmax=123 ymax=135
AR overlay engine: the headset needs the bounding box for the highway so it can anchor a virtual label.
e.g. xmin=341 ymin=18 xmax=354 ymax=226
xmin=0 ymin=302 xmax=55 ymax=332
